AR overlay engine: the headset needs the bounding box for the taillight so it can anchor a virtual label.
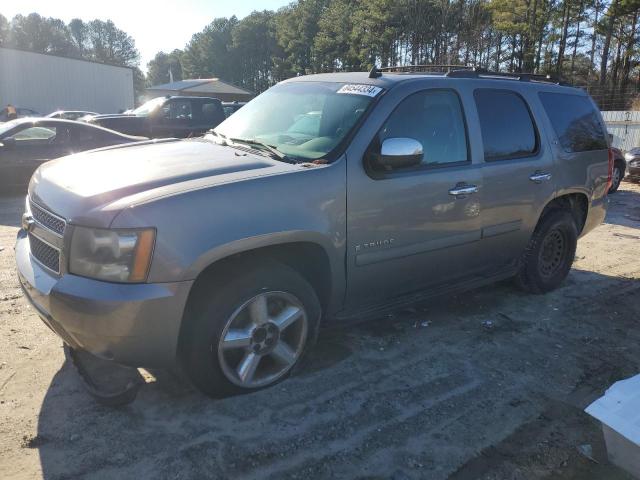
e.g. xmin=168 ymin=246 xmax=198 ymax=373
xmin=606 ymin=148 xmax=614 ymax=191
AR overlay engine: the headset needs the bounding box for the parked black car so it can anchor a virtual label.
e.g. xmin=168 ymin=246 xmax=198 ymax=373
xmin=84 ymin=96 xmax=226 ymax=138
xmin=47 ymin=110 xmax=99 ymax=121
xmin=625 ymin=147 xmax=640 ymax=182
xmin=222 ymin=101 xmax=247 ymax=118
xmin=0 ymin=118 xmax=146 ymax=190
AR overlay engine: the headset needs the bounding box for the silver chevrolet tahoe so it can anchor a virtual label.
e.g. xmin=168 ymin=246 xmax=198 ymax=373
xmin=16 ymin=68 xmax=611 ymax=401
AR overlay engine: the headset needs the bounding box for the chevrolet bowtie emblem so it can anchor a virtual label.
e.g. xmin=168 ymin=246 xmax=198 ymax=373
xmin=21 ymin=213 xmax=35 ymax=232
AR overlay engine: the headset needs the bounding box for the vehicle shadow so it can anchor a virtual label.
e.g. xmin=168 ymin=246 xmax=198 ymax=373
xmin=32 ymin=269 xmax=640 ymax=479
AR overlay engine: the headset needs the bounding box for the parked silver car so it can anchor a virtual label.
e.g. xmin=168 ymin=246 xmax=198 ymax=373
xmin=625 ymin=147 xmax=640 ymax=181
xmin=16 ymin=68 xmax=611 ymax=403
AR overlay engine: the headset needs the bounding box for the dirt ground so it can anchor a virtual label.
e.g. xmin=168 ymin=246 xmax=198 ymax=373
xmin=1 ymin=183 xmax=639 ymax=480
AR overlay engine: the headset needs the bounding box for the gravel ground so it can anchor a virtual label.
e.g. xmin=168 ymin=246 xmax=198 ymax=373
xmin=1 ymin=182 xmax=639 ymax=480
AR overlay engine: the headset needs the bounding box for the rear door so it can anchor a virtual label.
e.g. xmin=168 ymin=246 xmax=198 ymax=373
xmin=68 ymin=123 xmax=127 ymax=151
xmin=346 ymin=87 xmax=485 ymax=307
xmin=474 ymin=87 xmax=557 ymax=269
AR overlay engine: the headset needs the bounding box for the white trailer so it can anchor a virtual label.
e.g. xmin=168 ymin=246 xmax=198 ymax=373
xmin=0 ymin=47 xmax=134 ymax=115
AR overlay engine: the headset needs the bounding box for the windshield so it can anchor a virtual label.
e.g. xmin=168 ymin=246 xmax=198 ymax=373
xmin=132 ymin=97 xmax=166 ymax=116
xmin=213 ymin=82 xmax=380 ymax=161
xmin=0 ymin=120 xmax=21 ymax=137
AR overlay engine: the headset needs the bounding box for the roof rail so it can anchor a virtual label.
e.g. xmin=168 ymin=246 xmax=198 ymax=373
xmin=378 ymin=64 xmax=473 ymax=74
xmin=446 ymin=67 xmax=571 ymax=86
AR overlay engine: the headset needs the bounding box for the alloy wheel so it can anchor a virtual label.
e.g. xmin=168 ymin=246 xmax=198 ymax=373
xmin=217 ymin=291 xmax=308 ymax=388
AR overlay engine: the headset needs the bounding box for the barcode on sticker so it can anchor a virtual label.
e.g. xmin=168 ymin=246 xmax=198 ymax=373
xmin=336 ymin=84 xmax=382 ymax=97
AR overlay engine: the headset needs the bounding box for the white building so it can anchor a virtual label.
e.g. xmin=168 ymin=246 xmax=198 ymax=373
xmin=0 ymin=47 xmax=134 ymax=115
xmin=602 ymin=111 xmax=640 ymax=152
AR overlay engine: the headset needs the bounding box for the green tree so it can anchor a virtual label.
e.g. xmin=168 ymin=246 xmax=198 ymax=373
xmin=147 ymin=50 xmax=184 ymax=86
xmin=86 ymin=19 xmax=140 ymax=67
xmin=68 ymin=18 xmax=89 ymax=55
xmin=314 ymin=0 xmax=361 ymax=70
xmin=231 ymin=11 xmax=285 ymax=92
xmin=7 ymin=13 xmax=75 ymax=55
xmin=181 ymin=17 xmax=238 ymax=79
xmin=276 ymin=0 xmax=329 ymax=75
xmin=0 ymin=14 xmax=8 ymax=46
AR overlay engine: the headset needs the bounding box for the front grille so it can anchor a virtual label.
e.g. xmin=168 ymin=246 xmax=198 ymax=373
xmin=30 ymin=201 xmax=66 ymax=235
xmin=28 ymin=233 xmax=60 ymax=273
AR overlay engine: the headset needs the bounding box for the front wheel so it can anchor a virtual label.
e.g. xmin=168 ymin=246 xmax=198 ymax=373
xmin=515 ymin=209 xmax=578 ymax=294
xmin=180 ymin=261 xmax=320 ymax=398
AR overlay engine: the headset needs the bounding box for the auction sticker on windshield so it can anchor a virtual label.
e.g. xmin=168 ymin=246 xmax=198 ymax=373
xmin=337 ymin=84 xmax=383 ymax=97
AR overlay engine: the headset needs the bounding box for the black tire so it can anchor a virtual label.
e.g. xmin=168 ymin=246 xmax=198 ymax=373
xmin=515 ymin=209 xmax=578 ymax=294
xmin=609 ymin=164 xmax=624 ymax=193
xmin=179 ymin=260 xmax=321 ymax=398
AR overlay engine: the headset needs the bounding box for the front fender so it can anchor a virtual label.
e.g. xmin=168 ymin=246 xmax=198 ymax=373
xmin=110 ymin=160 xmax=348 ymax=310
xmin=184 ymin=230 xmax=338 ymax=279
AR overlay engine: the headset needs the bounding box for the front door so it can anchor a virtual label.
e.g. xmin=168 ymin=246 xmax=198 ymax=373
xmin=1 ymin=124 xmax=71 ymax=187
xmin=346 ymin=88 xmax=485 ymax=307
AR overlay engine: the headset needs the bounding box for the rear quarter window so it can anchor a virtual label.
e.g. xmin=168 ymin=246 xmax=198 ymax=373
xmin=538 ymin=92 xmax=607 ymax=153
xmin=201 ymin=101 xmax=225 ymax=124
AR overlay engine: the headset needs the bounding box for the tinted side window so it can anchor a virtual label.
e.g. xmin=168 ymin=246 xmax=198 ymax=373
xmin=69 ymin=125 xmax=115 ymax=145
xmin=200 ymin=101 xmax=225 ymax=126
xmin=9 ymin=126 xmax=57 ymax=142
xmin=538 ymin=92 xmax=607 ymax=152
xmin=161 ymin=100 xmax=192 ymax=121
xmin=474 ymin=89 xmax=537 ymax=161
xmin=378 ymin=89 xmax=468 ymax=168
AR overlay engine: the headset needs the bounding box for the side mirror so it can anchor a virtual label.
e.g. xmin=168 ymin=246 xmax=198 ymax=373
xmin=375 ymin=137 xmax=423 ymax=170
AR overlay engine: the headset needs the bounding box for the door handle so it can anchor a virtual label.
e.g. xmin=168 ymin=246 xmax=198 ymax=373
xmin=448 ymin=184 xmax=479 ymax=197
xmin=529 ymin=172 xmax=552 ymax=183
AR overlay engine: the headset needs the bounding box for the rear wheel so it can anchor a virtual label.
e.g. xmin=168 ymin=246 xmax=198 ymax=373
xmin=515 ymin=209 xmax=578 ymax=294
xmin=609 ymin=164 xmax=623 ymax=193
xmin=180 ymin=261 xmax=320 ymax=398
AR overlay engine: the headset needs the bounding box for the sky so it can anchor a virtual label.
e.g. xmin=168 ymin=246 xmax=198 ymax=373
xmin=2 ymin=0 xmax=291 ymax=71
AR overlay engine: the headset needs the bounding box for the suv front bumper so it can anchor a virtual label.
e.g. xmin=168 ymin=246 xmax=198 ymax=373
xmin=15 ymin=229 xmax=193 ymax=367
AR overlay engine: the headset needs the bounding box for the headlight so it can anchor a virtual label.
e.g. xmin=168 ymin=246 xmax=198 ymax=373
xmin=69 ymin=226 xmax=156 ymax=283
xmin=625 ymin=152 xmax=636 ymax=161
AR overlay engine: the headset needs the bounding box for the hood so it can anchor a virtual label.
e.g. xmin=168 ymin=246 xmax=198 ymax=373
xmin=29 ymin=138 xmax=292 ymax=228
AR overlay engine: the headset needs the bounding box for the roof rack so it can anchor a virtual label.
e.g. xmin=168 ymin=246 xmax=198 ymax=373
xmin=375 ymin=65 xmax=572 ymax=86
xmin=446 ymin=67 xmax=570 ymax=85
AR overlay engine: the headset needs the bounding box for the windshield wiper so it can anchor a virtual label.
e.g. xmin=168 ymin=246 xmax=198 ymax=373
xmin=206 ymin=130 xmax=230 ymax=144
xmin=229 ymin=138 xmax=296 ymax=163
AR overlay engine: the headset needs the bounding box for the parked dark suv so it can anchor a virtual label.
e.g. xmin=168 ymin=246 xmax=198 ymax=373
xmin=85 ymin=96 xmax=226 ymax=138
xmin=16 ymin=68 xmax=612 ymax=404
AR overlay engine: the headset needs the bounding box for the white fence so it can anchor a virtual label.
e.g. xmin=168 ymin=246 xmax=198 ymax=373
xmin=602 ymin=111 xmax=640 ymax=151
